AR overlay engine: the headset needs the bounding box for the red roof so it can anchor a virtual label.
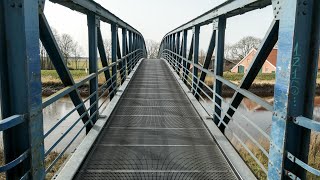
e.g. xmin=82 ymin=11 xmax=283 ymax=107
xmin=266 ymin=49 xmax=320 ymax=69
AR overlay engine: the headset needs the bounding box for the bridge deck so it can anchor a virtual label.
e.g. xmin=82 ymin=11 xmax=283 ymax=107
xmin=74 ymin=59 xmax=238 ymax=179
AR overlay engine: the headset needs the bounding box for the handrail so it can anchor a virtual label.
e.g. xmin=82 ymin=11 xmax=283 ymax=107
xmin=0 ymin=115 xmax=25 ymax=131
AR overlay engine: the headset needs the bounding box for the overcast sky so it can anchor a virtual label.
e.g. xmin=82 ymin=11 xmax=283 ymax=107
xmin=44 ymin=0 xmax=274 ymax=56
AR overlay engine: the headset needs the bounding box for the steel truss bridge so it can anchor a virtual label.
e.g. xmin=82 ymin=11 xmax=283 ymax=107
xmin=0 ymin=0 xmax=320 ymax=179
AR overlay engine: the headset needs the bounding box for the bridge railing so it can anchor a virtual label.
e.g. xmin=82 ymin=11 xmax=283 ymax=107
xmin=159 ymin=0 xmax=320 ymax=179
xmin=0 ymin=0 xmax=146 ymax=179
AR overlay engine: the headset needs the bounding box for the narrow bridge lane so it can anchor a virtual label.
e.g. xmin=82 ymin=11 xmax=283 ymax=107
xmin=74 ymin=59 xmax=238 ymax=179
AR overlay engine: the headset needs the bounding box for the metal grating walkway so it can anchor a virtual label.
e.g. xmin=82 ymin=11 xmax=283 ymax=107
xmin=74 ymin=59 xmax=238 ymax=180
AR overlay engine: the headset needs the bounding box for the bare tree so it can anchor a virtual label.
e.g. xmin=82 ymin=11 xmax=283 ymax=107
xmin=73 ymin=42 xmax=83 ymax=69
xmin=229 ymin=36 xmax=262 ymax=60
xmin=59 ymin=33 xmax=76 ymax=65
xmin=145 ymin=39 xmax=160 ymax=59
xmin=199 ymin=49 xmax=206 ymax=65
xmin=103 ymin=38 xmax=112 ymax=60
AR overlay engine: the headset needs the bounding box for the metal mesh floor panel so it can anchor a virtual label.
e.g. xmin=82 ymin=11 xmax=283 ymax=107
xmin=98 ymin=128 xmax=214 ymax=145
xmin=118 ymin=99 xmax=191 ymax=107
xmin=122 ymin=93 xmax=188 ymax=100
xmin=108 ymin=116 xmax=206 ymax=128
xmin=74 ymin=59 xmax=238 ymax=180
xmin=76 ymin=172 xmax=237 ymax=180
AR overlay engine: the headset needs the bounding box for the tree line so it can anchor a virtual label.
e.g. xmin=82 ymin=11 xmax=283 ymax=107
xmin=40 ymin=29 xmax=84 ymax=70
xmin=40 ymin=30 xmax=261 ymax=70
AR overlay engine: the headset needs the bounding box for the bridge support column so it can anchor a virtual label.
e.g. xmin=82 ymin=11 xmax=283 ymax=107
xmin=0 ymin=0 xmax=45 ymax=178
xmin=213 ymin=17 xmax=226 ymax=126
xmin=128 ymin=31 xmax=133 ymax=74
xmin=111 ymin=23 xmax=118 ymax=93
xmin=122 ymin=28 xmax=127 ymax=83
xmin=268 ymin=0 xmax=320 ymax=179
xmin=182 ymin=30 xmax=188 ymax=78
xmin=175 ymin=32 xmax=181 ymax=73
xmin=87 ymin=13 xmax=99 ymax=123
xmin=192 ymin=26 xmax=200 ymax=94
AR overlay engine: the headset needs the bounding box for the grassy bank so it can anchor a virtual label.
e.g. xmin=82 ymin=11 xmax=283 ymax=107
xmin=0 ymin=151 xmax=68 ymax=180
xmin=41 ymin=70 xmax=279 ymax=84
xmin=236 ymin=133 xmax=320 ymax=179
xmin=42 ymin=70 xmax=320 ymax=85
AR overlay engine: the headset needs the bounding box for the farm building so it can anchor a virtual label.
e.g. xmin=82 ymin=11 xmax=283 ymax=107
xmin=230 ymin=48 xmax=320 ymax=73
xmin=231 ymin=48 xmax=277 ymax=73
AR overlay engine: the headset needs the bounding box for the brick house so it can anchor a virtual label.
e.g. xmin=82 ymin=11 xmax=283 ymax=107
xmin=230 ymin=48 xmax=277 ymax=73
xmin=231 ymin=48 xmax=320 ymax=73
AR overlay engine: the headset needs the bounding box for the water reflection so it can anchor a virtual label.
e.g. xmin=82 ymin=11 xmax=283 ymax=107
xmin=43 ymin=97 xmax=109 ymax=153
xmin=0 ymin=95 xmax=319 ymax=153
xmin=202 ymin=97 xmax=320 ymax=147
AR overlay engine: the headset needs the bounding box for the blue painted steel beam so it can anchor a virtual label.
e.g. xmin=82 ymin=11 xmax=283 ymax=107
xmin=213 ymin=17 xmax=226 ymax=126
xmin=122 ymin=28 xmax=127 ymax=83
xmin=125 ymin=31 xmax=129 ymax=71
xmin=175 ymin=32 xmax=181 ymax=72
xmin=178 ymin=35 xmax=184 ymax=73
xmin=219 ymin=20 xmax=279 ymax=133
xmin=39 ymin=13 xmax=93 ymax=133
xmin=111 ymin=23 xmax=118 ymax=90
xmin=172 ymin=34 xmax=177 ymax=70
xmin=182 ymin=30 xmax=188 ymax=79
xmin=0 ymin=0 xmax=45 ymax=178
xmin=195 ymin=29 xmax=216 ymax=100
xmin=128 ymin=31 xmax=133 ymax=74
xmin=87 ymin=13 xmax=98 ymax=123
xmin=97 ymin=27 xmax=114 ymax=99
xmin=116 ymin=33 xmax=124 ymax=83
xmin=192 ymin=26 xmax=200 ymax=94
xmin=268 ymin=0 xmax=320 ymax=179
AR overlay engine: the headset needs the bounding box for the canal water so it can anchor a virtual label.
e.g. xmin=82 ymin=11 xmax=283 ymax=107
xmin=0 ymin=96 xmax=319 ymax=154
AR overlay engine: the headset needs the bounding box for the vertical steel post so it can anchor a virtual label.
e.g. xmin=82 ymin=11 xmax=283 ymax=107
xmin=182 ymin=30 xmax=188 ymax=80
xmin=213 ymin=17 xmax=226 ymax=125
xmin=111 ymin=23 xmax=117 ymax=91
xmin=169 ymin=35 xmax=173 ymax=66
xmin=268 ymin=0 xmax=320 ymax=179
xmin=172 ymin=34 xmax=176 ymax=68
xmin=132 ymin=33 xmax=137 ymax=65
xmin=128 ymin=31 xmax=133 ymax=73
xmin=176 ymin=32 xmax=181 ymax=72
xmin=122 ymin=28 xmax=127 ymax=83
xmin=0 ymin=0 xmax=45 ymax=178
xmin=87 ymin=13 xmax=98 ymax=123
xmin=192 ymin=26 xmax=200 ymax=93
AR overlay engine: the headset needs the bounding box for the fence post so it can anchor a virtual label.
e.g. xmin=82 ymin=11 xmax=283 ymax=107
xmin=0 ymin=0 xmax=45 ymax=178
